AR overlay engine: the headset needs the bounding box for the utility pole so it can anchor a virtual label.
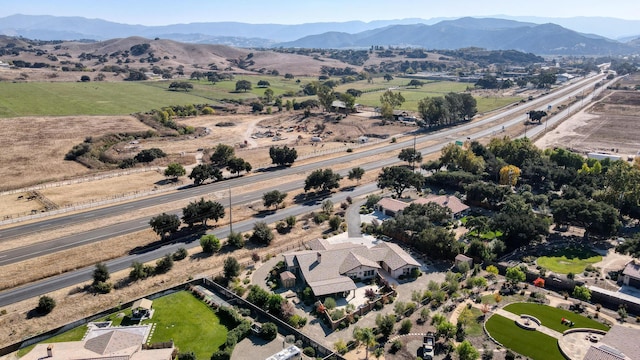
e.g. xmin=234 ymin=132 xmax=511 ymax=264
xmin=228 ymin=186 xmax=232 ymax=233
xmin=412 ymin=135 xmax=417 ymax=172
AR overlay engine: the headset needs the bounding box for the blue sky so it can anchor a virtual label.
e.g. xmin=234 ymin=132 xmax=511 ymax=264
xmin=3 ymin=0 xmax=639 ymax=25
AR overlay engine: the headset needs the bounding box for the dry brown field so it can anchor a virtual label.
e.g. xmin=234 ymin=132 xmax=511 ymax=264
xmin=0 ymin=116 xmax=154 ymax=192
xmin=535 ymin=76 xmax=640 ymax=158
xmin=0 ymin=110 xmax=414 ymax=219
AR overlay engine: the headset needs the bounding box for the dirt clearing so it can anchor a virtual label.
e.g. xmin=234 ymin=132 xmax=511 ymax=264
xmin=0 ymin=116 xmax=154 ymax=191
xmin=535 ymin=87 xmax=640 ymax=158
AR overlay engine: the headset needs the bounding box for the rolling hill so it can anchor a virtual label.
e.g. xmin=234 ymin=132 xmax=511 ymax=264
xmin=278 ymin=18 xmax=633 ymax=55
xmin=0 ymin=14 xmax=638 ymax=55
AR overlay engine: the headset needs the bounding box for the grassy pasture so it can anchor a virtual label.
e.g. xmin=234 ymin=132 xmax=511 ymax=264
xmin=0 ymin=75 xmax=521 ymax=117
xmin=503 ymin=302 xmax=609 ymax=332
xmin=0 ymin=82 xmax=212 ymax=117
xmin=485 ymin=314 xmax=565 ymax=360
xmin=536 ymin=246 xmax=602 ymax=274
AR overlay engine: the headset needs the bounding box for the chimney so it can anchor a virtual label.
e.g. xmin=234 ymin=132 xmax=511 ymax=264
xmin=47 ymin=344 xmax=53 ymax=357
xmin=317 ymin=252 xmax=322 ymax=263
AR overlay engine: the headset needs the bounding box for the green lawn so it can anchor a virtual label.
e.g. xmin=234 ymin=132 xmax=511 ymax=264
xmin=0 ymin=74 xmax=521 ymax=117
xmin=19 ymin=291 xmax=227 ymax=360
xmin=536 ymin=246 xmax=602 ymax=274
xmin=503 ymin=303 xmax=609 ymax=332
xmin=486 ymin=314 xmax=565 ymax=360
xmin=17 ymin=325 xmax=88 ymax=357
xmin=0 ymin=82 xmax=219 ymax=117
xmin=141 ymin=291 xmax=227 ymax=359
xmin=352 ymin=80 xmax=521 ymax=113
xmin=458 ymin=307 xmax=484 ymax=337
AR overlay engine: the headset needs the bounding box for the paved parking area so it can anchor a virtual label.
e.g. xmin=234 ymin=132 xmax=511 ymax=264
xmin=232 ymin=335 xmax=291 ymax=360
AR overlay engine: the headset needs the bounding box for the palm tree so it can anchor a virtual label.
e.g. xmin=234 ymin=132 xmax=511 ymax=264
xmin=353 ymin=327 xmax=377 ymax=360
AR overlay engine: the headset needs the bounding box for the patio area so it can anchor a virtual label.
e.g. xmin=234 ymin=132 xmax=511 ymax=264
xmin=334 ymin=282 xmax=383 ymax=311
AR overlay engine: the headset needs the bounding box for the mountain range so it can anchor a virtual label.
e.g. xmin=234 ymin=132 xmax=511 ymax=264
xmin=0 ymin=14 xmax=639 ymax=55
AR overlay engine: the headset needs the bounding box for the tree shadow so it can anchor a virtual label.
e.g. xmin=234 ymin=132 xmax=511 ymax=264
xmin=255 ymin=165 xmax=289 ymax=173
xmin=129 ymin=227 xmax=206 ymax=255
xmin=154 ymin=178 xmax=176 ymax=186
xmin=254 ymin=209 xmax=276 ymax=218
xmin=26 ymin=308 xmax=49 ymax=319
xmin=292 ymin=192 xmax=332 ymax=205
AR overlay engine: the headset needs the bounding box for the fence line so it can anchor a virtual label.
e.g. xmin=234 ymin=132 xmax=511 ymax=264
xmin=0 ymin=167 xmax=162 ymax=196
xmin=201 ymin=277 xmax=344 ymax=359
xmin=0 ymin=181 xmax=182 ymax=226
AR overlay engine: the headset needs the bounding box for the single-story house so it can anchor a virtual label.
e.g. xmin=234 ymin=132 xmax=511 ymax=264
xmin=283 ymin=239 xmax=419 ymax=298
xmin=392 ymin=110 xmax=409 ymax=121
xmin=375 ymin=195 xmax=469 ymax=219
xmin=331 ymin=100 xmax=358 ymax=114
xmin=413 ymin=195 xmax=470 ymax=219
xmin=22 ymin=326 xmax=173 ymax=360
xmin=622 ymin=261 xmax=640 ymax=289
xmin=582 ymin=325 xmax=640 ymax=360
xmin=375 ymin=197 xmax=409 ymax=217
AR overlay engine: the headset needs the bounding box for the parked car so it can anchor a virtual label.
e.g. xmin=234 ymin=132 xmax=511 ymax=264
xmin=422 ymin=332 xmax=435 ymax=359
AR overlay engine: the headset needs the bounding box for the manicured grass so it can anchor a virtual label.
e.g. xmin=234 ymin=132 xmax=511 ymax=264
xmin=0 ymin=82 xmax=219 ymax=117
xmin=536 ymin=246 xmax=602 ymax=274
xmin=17 ymin=325 xmax=88 ymax=357
xmin=142 ymin=291 xmax=227 ymax=359
xmin=503 ymin=303 xmax=609 ymax=332
xmin=485 ymin=314 xmax=565 ymax=360
xmin=18 ymin=291 xmax=227 ymax=360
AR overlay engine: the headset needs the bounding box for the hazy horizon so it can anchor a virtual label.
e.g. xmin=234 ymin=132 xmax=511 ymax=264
xmin=2 ymin=0 xmax=639 ymax=26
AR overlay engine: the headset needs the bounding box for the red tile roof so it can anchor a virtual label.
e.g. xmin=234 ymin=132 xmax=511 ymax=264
xmin=413 ymin=195 xmax=469 ymax=214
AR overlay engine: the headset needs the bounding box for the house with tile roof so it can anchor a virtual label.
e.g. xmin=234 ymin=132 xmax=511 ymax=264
xmin=284 ymin=239 xmax=420 ymax=298
xmin=21 ymin=326 xmax=174 ymax=360
xmin=375 ymin=195 xmax=469 ymax=219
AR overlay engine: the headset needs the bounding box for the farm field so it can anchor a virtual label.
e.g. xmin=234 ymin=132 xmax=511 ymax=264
xmin=0 ymin=82 xmax=213 ymax=117
xmin=485 ymin=314 xmax=565 ymax=360
xmin=0 ymin=75 xmax=523 ymax=118
xmin=352 ymin=80 xmax=521 ymax=112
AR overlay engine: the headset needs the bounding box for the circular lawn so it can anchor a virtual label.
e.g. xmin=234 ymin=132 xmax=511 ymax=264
xmin=485 ymin=303 xmax=609 ymax=360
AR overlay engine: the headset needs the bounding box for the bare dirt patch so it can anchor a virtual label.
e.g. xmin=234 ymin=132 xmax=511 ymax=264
xmin=0 ymin=116 xmax=154 ymax=191
xmin=40 ymin=170 xmax=168 ymax=208
xmin=535 ymin=88 xmax=640 ymax=158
